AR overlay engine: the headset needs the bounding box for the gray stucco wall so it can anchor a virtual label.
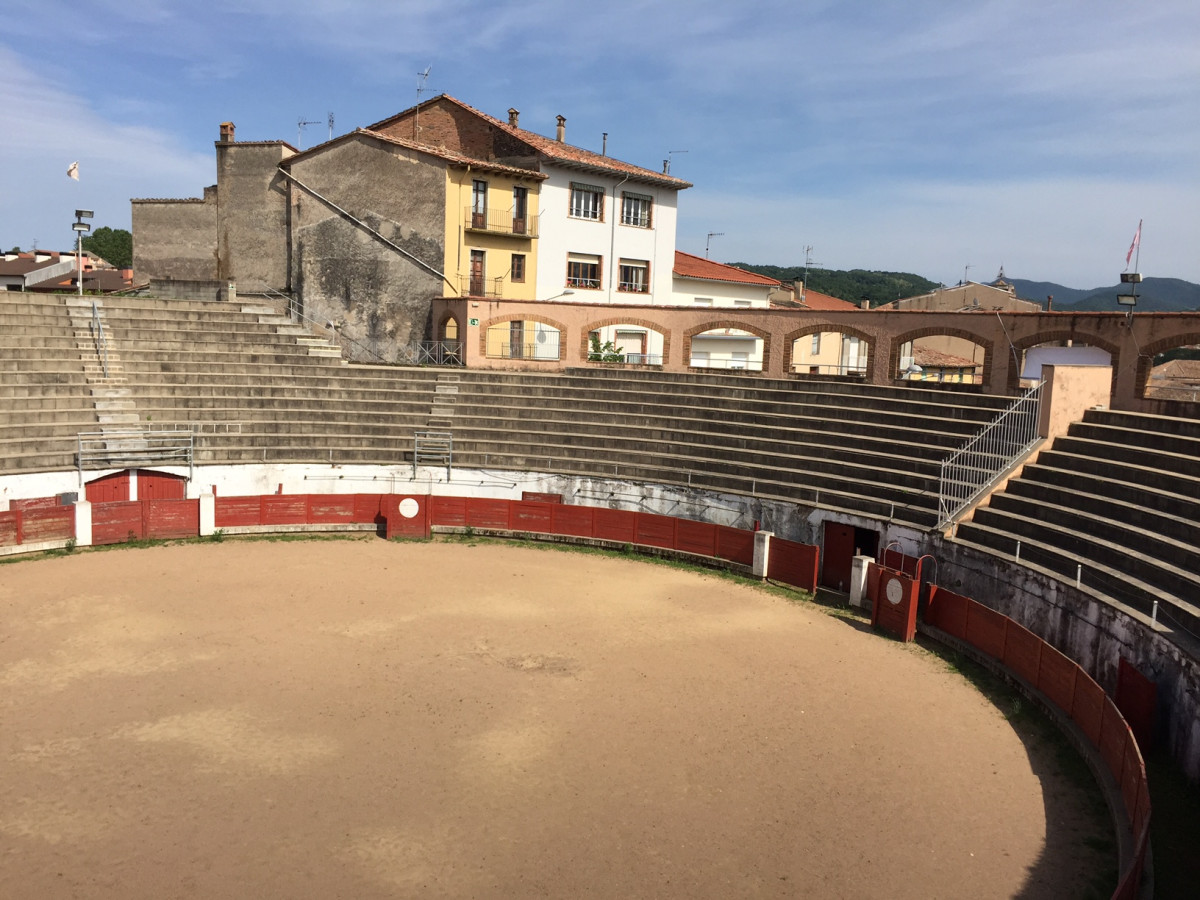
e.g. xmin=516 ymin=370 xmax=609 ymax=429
xmin=215 ymin=142 xmax=293 ymax=292
xmin=131 ymin=189 xmax=218 ymax=283
xmin=288 ymin=135 xmax=447 ymax=362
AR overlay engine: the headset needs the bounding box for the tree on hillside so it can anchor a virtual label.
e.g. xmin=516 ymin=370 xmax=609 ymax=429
xmin=82 ymin=227 xmax=133 ymax=269
xmin=729 ymin=263 xmax=939 ymax=307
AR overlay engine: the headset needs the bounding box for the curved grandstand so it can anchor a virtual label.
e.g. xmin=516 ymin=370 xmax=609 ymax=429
xmin=4 ymin=292 xmax=1197 ymax=896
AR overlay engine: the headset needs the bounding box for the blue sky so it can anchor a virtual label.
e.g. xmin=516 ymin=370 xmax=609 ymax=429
xmin=2 ymin=0 xmax=1196 ymax=288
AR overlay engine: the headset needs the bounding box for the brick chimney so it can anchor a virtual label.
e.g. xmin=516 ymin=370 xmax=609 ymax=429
xmin=219 ymin=121 xmax=235 ymax=142
xmin=508 ymin=108 xmax=519 ymax=127
xmin=555 ymin=115 xmax=566 ymax=142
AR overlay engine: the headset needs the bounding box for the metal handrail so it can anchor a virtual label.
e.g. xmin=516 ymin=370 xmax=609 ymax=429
xmin=90 ymin=300 xmax=110 ymax=378
xmin=260 ymin=288 xmax=388 ymax=363
xmin=937 ymin=381 xmax=1043 ymax=528
xmin=77 ymin=428 xmax=195 ymax=481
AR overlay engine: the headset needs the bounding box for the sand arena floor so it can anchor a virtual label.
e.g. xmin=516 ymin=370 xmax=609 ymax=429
xmin=0 ymin=539 xmax=1110 ymax=898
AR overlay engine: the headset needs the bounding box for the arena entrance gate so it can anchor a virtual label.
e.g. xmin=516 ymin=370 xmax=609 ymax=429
xmin=820 ymin=522 xmax=880 ymax=592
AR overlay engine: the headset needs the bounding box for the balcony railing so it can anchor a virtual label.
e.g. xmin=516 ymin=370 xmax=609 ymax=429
xmin=459 ymin=275 xmax=505 ymax=298
xmin=464 ymin=207 xmax=538 ymax=238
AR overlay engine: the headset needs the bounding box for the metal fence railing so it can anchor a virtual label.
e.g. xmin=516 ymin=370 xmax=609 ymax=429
xmin=90 ymin=300 xmax=110 ymax=378
xmin=77 ymin=428 xmax=195 ymax=480
xmin=937 ymin=381 xmax=1043 ymax=528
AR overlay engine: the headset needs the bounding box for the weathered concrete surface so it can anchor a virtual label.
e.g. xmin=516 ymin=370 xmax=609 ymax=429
xmin=288 ymin=135 xmax=448 ymax=361
xmin=131 ymin=187 xmax=219 ymax=283
xmin=215 ymin=142 xmax=295 ymax=292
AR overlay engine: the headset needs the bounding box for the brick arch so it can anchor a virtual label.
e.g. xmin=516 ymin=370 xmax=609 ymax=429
xmin=1134 ymin=330 xmax=1200 ymax=399
xmin=479 ymin=313 xmax=570 ymax=361
xmin=781 ymin=323 xmax=877 ymax=380
xmin=579 ymin=316 xmax=671 ymax=363
xmin=1007 ymin=329 xmax=1122 ymax=395
xmin=890 ymin=326 xmax=995 ymax=385
xmin=684 ymin=320 xmax=773 ymax=374
xmin=436 ymin=311 xmax=463 ymax=342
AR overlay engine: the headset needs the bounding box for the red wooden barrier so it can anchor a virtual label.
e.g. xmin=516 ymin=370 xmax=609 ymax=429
xmin=551 ymin=504 xmax=596 ymax=538
xmin=768 ymin=537 xmax=820 ymax=592
xmin=716 ymin=526 xmax=754 ymax=566
xmin=870 ymin=566 xmax=919 ymax=642
xmin=593 ymin=508 xmax=637 ymax=543
xmin=0 ymin=510 xmax=18 ymax=546
xmin=92 ymin=500 xmax=145 ymax=544
xmin=261 ymin=495 xmax=307 ymax=525
xmin=307 ymin=495 xmax=358 ymax=524
xmin=18 ymin=506 xmax=75 ymax=544
xmin=925 ymin=585 xmax=968 ymax=641
xmin=1115 ymin=658 xmax=1156 ymax=753
xmin=146 ymin=499 xmax=199 ymax=540
xmin=382 ymin=495 xmax=430 ymax=539
xmin=635 ymin=513 xmax=676 ymax=550
xmin=1036 ymin=643 xmax=1080 ymax=714
xmin=1070 ymin=676 xmax=1107 ymax=747
xmin=214 ymin=496 xmax=262 ymax=527
xmin=964 ymin=601 xmax=1008 ymax=660
xmin=676 ymin=519 xmax=718 ymax=558
xmin=1000 ymin=619 xmax=1043 ymax=686
xmin=12 ymin=496 xmax=60 ymax=511
xmin=511 ymin=500 xmax=554 ymax=532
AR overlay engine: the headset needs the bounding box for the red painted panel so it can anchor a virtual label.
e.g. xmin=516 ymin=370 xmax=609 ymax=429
xmin=1133 ymin=781 xmax=1151 ymax=838
xmin=1098 ymin=699 xmax=1130 ymax=782
xmin=964 ymin=601 xmax=1008 ymax=660
xmin=675 ymin=519 xmax=718 ymax=558
xmin=880 ymin=548 xmax=918 ymax=577
xmin=261 ymin=496 xmax=307 ymax=525
xmin=635 ymin=513 xmax=676 ymax=550
xmin=521 ymin=491 xmax=562 ymax=504
xmin=1001 ymin=620 xmax=1043 ymax=686
xmin=12 ymin=496 xmax=59 ymax=511
xmin=925 ymin=586 xmax=968 ymax=641
xmin=86 ymin=471 xmax=131 ymax=503
xmin=21 ymin=506 xmax=74 ymax=543
xmin=1036 ymin=644 xmax=1079 ymax=714
xmin=137 ymin=470 xmax=186 ymax=501
xmin=92 ymin=500 xmax=145 ymax=544
xmin=715 ymin=526 xmax=754 ymax=565
xmin=593 ymin=508 xmax=637 ymax=543
xmin=430 ymin=496 xmax=468 ymax=527
xmin=354 ymin=494 xmax=386 ymax=523
xmin=872 ymin=569 xmax=918 ymax=642
xmin=1120 ymin=737 xmax=1144 ymax=825
xmin=1116 ymin=657 xmax=1157 ymax=753
xmin=511 ymin=501 xmax=554 ymax=533
xmin=215 ymin=496 xmax=263 ymax=527
xmin=147 ymin=499 xmax=199 ymax=539
xmin=0 ymin=511 xmax=18 ymax=547
xmin=466 ymin=498 xmax=512 ymax=529
xmin=382 ymin=495 xmax=430 ymax=539
xmin=821 ymin=521 xmax=855 ymax=590
xmin=866 ymin=562 xmax=881 ymax=612
xmin=307 ymin=495 xmax=357 ymax=524
xmin=1070 ymin=676 xmax=1106 ymax=746
xmin=768 ymin=537 xmax=820 ymax=592
xmin=552 ymin=504 xmax=596 ymax=538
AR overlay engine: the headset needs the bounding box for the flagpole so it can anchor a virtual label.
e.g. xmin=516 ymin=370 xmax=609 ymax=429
xmin=1133 ymin=219 xmax=1142 ymax=273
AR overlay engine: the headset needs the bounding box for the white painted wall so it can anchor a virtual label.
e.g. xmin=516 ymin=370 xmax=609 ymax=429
xmin=670 ymin=276 xmax=771 ymax=307
xmin=534 ymin=167 xmax=678 ymax=305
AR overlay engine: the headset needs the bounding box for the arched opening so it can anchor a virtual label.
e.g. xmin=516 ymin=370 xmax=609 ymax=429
xmin=485 ymin=319 xmax=561 ymax=361
xmin=1143 ymin=341 xmax=1200 ymax=402
xmin=896 ymin=336 xmax=985 ymax=383
xmin=689 ymin=325 xmax=766 ymax=372
xmin=1018 ymin=339 xmax=1111 ymax=388
xmin=789 ymin=330 xmax=869 ymax=377
xmin=441 ymin=316 xmax=460 ymax=341
xmin=585 ymin=323 xmax=666 ymax=366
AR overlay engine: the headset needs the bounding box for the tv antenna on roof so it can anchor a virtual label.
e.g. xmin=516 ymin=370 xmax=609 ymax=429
xmin=705 ymin=232 xmax=724 ymax=259
xmin=413 ymin=65 xmax=434 ymax=141
xmin=297 ymin=116 xmax=322 ymax=148
xmin=664 ymin=149 xmax=688 ymax=175
xmin=327 ymin=112 xmax=335 ymax=142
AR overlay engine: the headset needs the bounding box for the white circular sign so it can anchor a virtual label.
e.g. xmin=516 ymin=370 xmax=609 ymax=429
xmin=398 ymin=498 xmax=419 ymax=519
xmin=886 ymin=577 xmax=904 ymax=606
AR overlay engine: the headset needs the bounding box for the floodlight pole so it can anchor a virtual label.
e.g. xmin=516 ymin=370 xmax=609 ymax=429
xmin=72 ymin=209 xmax=93 ymax=296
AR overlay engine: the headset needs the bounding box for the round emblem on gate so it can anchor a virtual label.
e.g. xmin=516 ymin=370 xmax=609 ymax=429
xmin=398 ymin=498 xmax=419 ymax=519
xmin=886 ymin=577 xmax=904 ymax=606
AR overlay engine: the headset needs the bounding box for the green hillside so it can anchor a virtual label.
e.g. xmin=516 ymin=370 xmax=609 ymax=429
xmin=730 ymin=264 xmax=939 ymax=307
xmin=1010 ymin=277 xmax=1200 ymax=312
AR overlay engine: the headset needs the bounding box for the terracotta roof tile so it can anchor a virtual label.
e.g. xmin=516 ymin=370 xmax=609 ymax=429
xmin=371 ymin=95 xmax=691 ymax=189
xmin=796 ymin=288 xmax=857 ymax=311
xmin=912 ymin=345 xmax=982 ymax=369
xmin=673 ymin=251 xmax=780 ymax=286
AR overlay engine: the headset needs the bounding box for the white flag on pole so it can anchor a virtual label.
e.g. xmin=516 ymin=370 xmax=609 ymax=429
xmin=67 ymin=161 xmax=79 ymax=180
xmin=1125 ymin=219 xmax=1142 ymax=268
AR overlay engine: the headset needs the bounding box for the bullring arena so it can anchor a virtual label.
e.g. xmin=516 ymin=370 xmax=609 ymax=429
xmin=5 ymin=292 xmax=1198 ymax=896
xmin=3 ymin=539 xmax=1109 ymax=898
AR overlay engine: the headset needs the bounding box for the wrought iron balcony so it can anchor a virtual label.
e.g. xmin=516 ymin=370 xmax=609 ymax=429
xmin=464 ymin=207 xmax=538 ymax=238
xmin=459 ymin=275 xmax=506 ymax=298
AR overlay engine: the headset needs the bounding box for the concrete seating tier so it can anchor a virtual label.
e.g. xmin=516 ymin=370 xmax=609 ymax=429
xmin=955 ymin=407 xmax=1200 ymax=642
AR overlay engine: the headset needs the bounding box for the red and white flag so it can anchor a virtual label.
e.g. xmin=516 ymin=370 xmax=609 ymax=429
xmin=1125 ymin=219 xmax=1142 ymax=268
xmin=66 ymin=161 xmax=79 ymax=180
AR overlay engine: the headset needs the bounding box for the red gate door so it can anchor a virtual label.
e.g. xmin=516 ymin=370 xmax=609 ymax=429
xmin=382 ymin=495 xmax=430 ymax=539
xmin=86 ymin=471 xmax=131 ymax=503
xmin=821 ymin=521 xmax=856 ymax=591
xmin=137 ymin=470 xmax=187 ymax=501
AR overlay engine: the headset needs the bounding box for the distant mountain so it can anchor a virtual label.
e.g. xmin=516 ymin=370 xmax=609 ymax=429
xmin=1009 ymin=277 xmax=1200 ymax=313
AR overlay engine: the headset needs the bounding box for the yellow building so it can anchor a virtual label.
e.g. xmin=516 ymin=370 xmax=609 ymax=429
xmin=443 ymin=165 xmax=544 ymax=301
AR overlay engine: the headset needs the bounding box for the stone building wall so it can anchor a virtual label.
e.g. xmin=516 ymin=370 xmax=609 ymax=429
xmin=131 ymin=187 xmax=218 ymax=283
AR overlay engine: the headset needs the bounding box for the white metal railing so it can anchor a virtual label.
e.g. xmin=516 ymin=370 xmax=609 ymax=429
xmin=77 ymin=428 xmax=195 ymax=480
xmin=414 ymin=431 xmax=453 ymax=479
xmin=938 ymin=382 xmax=1043 ymax=528
xmin=90 ymin=300 xmax=110 ymax=378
